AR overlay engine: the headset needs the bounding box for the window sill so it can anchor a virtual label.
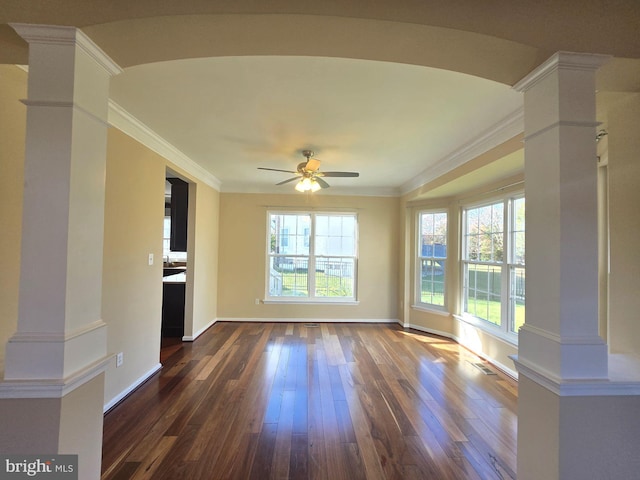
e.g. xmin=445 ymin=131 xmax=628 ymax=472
xmin=263 ymin=298 xmax=359 ymax=305
xmin=453 ymin=314 xmax=518 ymax=347
xmin=410 ymin=304 xmax=451 ymax=317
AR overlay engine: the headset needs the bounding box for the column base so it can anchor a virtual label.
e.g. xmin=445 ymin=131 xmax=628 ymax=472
xmin=516 ymin=323 xmax=608 ymax=386
xmin=0 ymin=373 xmax=105 ymax=480
xmin=517 ymin=375 xmax=640 ymax=480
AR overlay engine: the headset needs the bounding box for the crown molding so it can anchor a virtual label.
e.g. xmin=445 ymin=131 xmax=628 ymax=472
xmin=513 ymin=51 xmax=611 ymax=93
xmin=10 ymin=23 xmax=122 ymax=76
xmin=108 ymin=100 xmax=222 ymax=191
xmin=220 ymin=183 xmax=400 ymax=197
xmin=400 ymin=106 xmax=524 ymax=195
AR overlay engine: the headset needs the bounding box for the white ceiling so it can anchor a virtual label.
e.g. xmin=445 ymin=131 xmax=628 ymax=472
xmin=110 ymin=56 xmax=524 ymax=195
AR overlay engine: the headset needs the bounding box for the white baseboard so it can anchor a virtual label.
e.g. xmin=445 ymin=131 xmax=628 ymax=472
xmin=182 ymin=318 xmax=217 ymax=342
xmin=401 ymin=321 xmax=518 ymax=380
xmin=216 ymin=317 xmax=399 ymax=324
xmin=103 ymin=363 xmax=162 ymax=413
xmin=402 ymin=321 xmax=458 ymax=341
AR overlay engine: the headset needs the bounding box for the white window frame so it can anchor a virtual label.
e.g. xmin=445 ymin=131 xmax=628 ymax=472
xmin=414 ymin=209 xmax=448 ymax=312
xmin=458 ymin=194 xmax=525 ymax=344
xmin=265 ymin=210 xmax=359 ymax=304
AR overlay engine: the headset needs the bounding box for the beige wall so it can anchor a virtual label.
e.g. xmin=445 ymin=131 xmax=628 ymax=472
xmin=0 ymin=65 xmax=26 ymax=373
xmin=102 ymin=128 xmax=222 ymax=407
xmin=102 ymin=128 xmax=166 ymax=407
xmin=604 ymin=92 xmax=640 ymax=355
xmin=218 ymin=193 xmax=399 ymax=320
xmin=183 ymin=181 xmax=220 ymax=338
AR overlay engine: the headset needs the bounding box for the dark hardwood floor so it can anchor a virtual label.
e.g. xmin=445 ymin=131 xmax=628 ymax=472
xmin=102 ymin=322 xmax=518 ymax=479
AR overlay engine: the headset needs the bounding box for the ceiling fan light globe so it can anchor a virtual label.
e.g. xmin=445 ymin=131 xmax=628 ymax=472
xmin=295 ymin=181 xmax=306 ymax=192
xmin=310 ymin=180 xmax=322 ymax=192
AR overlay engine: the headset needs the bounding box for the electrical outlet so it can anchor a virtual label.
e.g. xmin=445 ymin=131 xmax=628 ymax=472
xmin=255 ymin=298 xmax=260 ymax=305
xmin=148 ymin=253 xmax=154 ymax=265
xmin=116 ymin=352 xmax=124 ymax=367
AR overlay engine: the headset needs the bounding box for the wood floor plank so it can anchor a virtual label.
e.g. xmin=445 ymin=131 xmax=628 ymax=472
xmin=102 ymin=322 xmax=518 ymax=479
xmin=130 ymin=436 xmax=177 ymax=480
xmin=272 ymin=390 xmax=295 ymax=479
xmin=105 ymin=462 xmax=141 ymax=480
xmin=338 ymin=363 xmax=386 ymax=479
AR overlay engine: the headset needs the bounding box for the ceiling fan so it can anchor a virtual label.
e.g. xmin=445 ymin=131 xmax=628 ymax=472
xmin=258 ymin=150 xmax=359 ymax=192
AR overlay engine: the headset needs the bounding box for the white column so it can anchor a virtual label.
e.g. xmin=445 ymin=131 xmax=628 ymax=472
xmin=0 ymin=24 xmax=121 ymax=480
xmin=3 ymin=24 xmax=121 ymax=384
xmin=512 ymin=52 xmax=610 ymax=391
xmin=509 ymin=52 xmax=640 ymax=480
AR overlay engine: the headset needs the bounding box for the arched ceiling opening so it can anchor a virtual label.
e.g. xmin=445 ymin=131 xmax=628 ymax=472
xmin=2 ymin=2 xmax=638 ymax=195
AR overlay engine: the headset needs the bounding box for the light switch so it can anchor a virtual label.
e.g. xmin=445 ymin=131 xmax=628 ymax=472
xmin=148 ymin=253 xmax=154 ymax=265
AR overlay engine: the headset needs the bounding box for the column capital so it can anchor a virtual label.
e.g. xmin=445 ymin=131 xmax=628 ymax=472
xmin=10 ymin=23 xmax=122 ymax=76
xmin=513 ymin=51 xmax=611 ymax=93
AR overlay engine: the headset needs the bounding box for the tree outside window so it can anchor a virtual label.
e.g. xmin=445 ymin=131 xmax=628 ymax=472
xmin=462 ymin=196 xmax=525 ymax=337
xmin=417 ymin=211 xmax=447 ymax=308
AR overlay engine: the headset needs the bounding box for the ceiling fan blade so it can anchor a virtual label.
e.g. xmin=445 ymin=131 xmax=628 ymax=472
xmin=315 ymin=177 xmax=330 ymax=189
xmin=319 ymin=171 xmax=360 ymax=177
xmin=258 ymin=167 xmax=298 ymax=174
xmin=305 ymin=158 xmax=321 ymax=172
xmin=276 ymin=177 xmax=300 ymax=185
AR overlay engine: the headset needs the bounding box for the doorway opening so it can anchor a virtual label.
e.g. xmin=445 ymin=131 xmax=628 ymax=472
xmin=161 ymin=173 xmax=190 ymax=340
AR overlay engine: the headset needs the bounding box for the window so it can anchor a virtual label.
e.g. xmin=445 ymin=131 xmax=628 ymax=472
xmin=462 ymin=195 xmax=525 ymax=338
xmin=267 ymin=212 xmax=357 ymax=302
xmin=162 ymin=216 xmax=187 ymax=263
xmin=416 ymin=211 xmax=447 ymax=308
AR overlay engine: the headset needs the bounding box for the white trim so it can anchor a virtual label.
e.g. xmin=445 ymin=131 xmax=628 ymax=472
xmin=3 ymin=321 xmax=108 ymax=381
xmin=512 ymin=355 xmax=640 ymax=396
xmin=262 ymin=299 xmax=360 ymax=305
xmin=523 ymin=120 xmax=601 ymax=143
xmin=400 ymin=107 xmax=524 ymax=195
xmin=0 ymin=356 xmax=110 ymax=399
xmin=108 ymin=100 xmax=222 ymax=191
xmin=403 ymin=322 xmax=457 ymax=341
xmin=403 ymin=321 xmax=518 ymax=379
xmin=216 ymin=317 xmax=398 ymax=324
xmin=103 ymin=363 xmax=162 ymax=413
xmin=513 ymin=51 xmax=611 ymax=93
xmin=518 ymin=323 xmax=608 ymax=382
xmin=8 ymin=319 xmax=106 ymax=343
xmin=519 ymin=323 xmax=607 ymax=345
xmin=10 ymin=24 xmax=122 ymax=76
xmin=74 ymin=28 xmax=124 ymax=76
xmin=182 ymin=319 xmax=218 ymax=342
xmin=410 ymin=305 xmax=451 ymax=317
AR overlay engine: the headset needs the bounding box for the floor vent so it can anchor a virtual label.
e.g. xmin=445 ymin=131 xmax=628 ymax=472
xmin=304 ymin=323 xmax=320 ymax=328
xmin=471 ymin=362 xmax=497 ymax=375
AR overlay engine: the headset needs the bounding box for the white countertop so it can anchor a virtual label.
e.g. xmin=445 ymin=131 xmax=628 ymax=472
xmin=163 ymin=272 xmax=186 ymax=283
